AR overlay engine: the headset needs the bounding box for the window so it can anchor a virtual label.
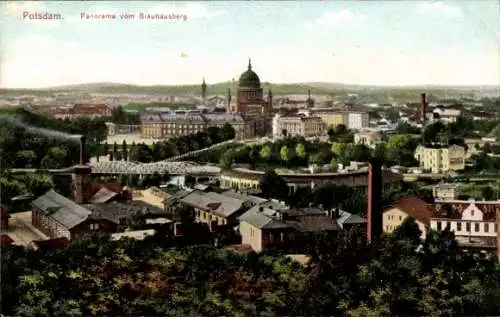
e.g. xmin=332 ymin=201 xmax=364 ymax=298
xmin=484 ymin=223 xmax=489 ymax=232
xmin=399 ymin=216 xmax=402 ymax=221
xmin=466 ymin=223 xmax=471 ymax=232
xmin=90 ymin=223 xmax=99 ymax=230
xmin=471 ymin=210 xmax=475 ymax=217
xmin=437 ymin=222 xmax=442 ymax=231
xmin=475 ymin=223 xmax=480 ymax=232
xmin=268 ymin=233 xmax=274 ymax=243
xmin=457 ymin=222 xmax=462 ymax=231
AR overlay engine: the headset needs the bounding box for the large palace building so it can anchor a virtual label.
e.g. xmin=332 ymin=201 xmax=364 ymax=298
xmin=229 ymin=59 xmax=272 ymax=117
xmin=140 ymin=59 xmax=273 ymax=140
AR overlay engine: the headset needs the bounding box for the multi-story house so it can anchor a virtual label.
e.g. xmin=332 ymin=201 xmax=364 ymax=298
xmin=432 ymin=183 xmax=461 ymax=200
xmin=272 ymin=114 xmax=324 ymax=138
xmin=239 ymin=205 xmax=339 ymax=252
xmin=383 ymin=196 xmax=434 ymax=240
xmin=432 ymin=199 xmax=499 ymax=253
xmin=347 ymin=112 xmax=369 ymax=130
xmin=140 ymin=113 xmax=253 ymax=140
xmin=414 ymin=145 xmax=466 ymax=173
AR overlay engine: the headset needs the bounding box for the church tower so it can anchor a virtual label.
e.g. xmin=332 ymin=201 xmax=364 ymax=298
xmin=226 ymin=87 xmax=232 ymax=110
xmin=267 ymin=89 xmax=273 ymax=113
xmin=201 ymin=78 xmax=207 ymax=103
xmin=307 ymin=89 xmax=314 ymax=108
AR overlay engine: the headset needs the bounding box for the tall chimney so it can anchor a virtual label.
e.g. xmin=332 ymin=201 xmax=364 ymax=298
xmin=79 ymin=135 xmax=86 ymax=165
xmin=73 ymin=135 xmax=92 ymax=204
xmin=420 ymin=93 xmax=427 ymax=123
xmin=367 ymin=159 xmax=383 ymax=243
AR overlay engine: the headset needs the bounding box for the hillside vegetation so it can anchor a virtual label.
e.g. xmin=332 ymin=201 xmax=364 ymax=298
xmin=1 ymin=82 xmax=498 ymax=101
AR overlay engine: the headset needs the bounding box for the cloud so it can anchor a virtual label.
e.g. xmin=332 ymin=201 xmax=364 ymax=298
xmin=306 ymin=9 xmax=367 ymax=29
xmin=4 ymin=1 xmax=46 ymax=17
xmin=418 ymin=1 xmax=463 ymax=18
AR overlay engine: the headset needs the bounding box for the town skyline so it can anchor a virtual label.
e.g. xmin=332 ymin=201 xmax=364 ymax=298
xmin=1 ymin=0 xmax=499 ymax=89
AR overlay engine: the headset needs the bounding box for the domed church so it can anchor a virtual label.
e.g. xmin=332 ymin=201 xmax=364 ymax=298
xmin=228 ymin=59 xmax=273 ymax=117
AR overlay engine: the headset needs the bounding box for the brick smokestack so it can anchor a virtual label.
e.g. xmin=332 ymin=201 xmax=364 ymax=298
xmin=367 ymin=159 xmax=383 ymax=243
xmin=420 ymin=93 xmax=427 ymax=123
xmin=79 ymin=135 xmax=86 ymax=165
xmin=73 ymin=135 xmax=92 ymax=204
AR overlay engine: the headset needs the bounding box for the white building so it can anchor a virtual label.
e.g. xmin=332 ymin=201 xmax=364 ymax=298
xmin=431 ymin=201 xmax=498 ymax=239
xmin=347 ymin=112 xmax=369 ymax=130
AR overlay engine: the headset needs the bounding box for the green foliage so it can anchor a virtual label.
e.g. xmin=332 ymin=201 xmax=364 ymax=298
xmin=259 ymin=169 xmax=289 ymax=200
xmin=1 ymin=219 xmax=500 ymax=316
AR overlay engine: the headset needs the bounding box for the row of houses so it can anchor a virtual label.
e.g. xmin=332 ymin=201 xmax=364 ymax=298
xmin=383 ymin=196 xmax=500 ymax=254
xmin=164 ymin=186 xmax=366 ymax=252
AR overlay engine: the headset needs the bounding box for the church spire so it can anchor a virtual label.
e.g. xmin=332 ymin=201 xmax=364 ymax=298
xmin=248 ymin=58 xmax=252 ymax=71
xmin=201 ymin=77 xmax=207 ymax=100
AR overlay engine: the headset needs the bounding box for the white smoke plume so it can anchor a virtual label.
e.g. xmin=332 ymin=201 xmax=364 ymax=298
xmin=0 ymin=115 xmax=81 ymax=143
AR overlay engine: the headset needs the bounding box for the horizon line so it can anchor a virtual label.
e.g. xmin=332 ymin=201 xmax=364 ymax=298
xmin=2 ymin=81 xmax=500 ymax=91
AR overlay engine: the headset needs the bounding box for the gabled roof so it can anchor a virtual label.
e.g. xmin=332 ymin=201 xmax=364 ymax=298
xmin=431 ymin=201 xmax=499 ymax=221
xmin=90 ymin=183 xmax=123 ymax=197
xmin=337 ymin=210 xmax=367 ymax=226
xmin=90 ymin=187 xmax=118 ymax=204
xmin=282 ymin=214 xmax=339 ymax=232
xmin=181 ymin=191 xmax=245 ymax=218
xmin=220 ymin=190 xmax=267 ymax=205
xmin=32 ymin=190 xmax=92 ymax=229
xmin=384 ymin=196 xmax=435 ymax=226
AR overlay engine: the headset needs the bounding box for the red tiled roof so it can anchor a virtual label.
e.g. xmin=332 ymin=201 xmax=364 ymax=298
xmin=432 ymin=201 xmax=499 ymax=221
xmin=0 ymin=234 xmax=14 ymax=245
xmin=32 ymin=237 xmax=70 ymax=249
xmin=384 ymin=196 xmax=435 ymax=226
xmin=91 ymin=183 xmax=123 ymax=196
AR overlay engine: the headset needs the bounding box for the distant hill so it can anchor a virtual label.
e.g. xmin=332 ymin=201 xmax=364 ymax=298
xmin=0 ymin=82 xmax=498 ymax=99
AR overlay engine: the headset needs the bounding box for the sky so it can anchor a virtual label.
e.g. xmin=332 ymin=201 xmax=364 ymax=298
xmin=0 ymin=0 xmax=499 ymax=88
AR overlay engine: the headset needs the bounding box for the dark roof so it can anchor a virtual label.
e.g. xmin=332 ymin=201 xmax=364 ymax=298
xmin=384 ymin=196 xmax=435 ymax=226
xmin=90 ymin=187 xmax=118 ymax=204
xmin=432 ymin=201 xmax=499 ymax=221
xmin=32 ymin=237 xmax=70 ymax=249
xmin=220 ymin=190 xmax=267 ymax=205
xmin=31 ymin=190 xmax=92 ymax=229
xmin=282 ymin=214 xmax=340 ymax=232
xmin=238 ymin=60 xmax=261 ymax=88
xmin=0 ymin=234 xmax=14 ymax=245
xmin=85 ymin=201 xmax=166 ymax=224
xmin=337 ymin=210 xmax=367 ymax=226
xmin=164 ymin=190 xmax=192 ymax=206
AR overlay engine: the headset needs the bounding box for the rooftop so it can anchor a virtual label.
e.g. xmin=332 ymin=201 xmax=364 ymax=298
xmin=32 ymin=190 xmax=92 ymax=229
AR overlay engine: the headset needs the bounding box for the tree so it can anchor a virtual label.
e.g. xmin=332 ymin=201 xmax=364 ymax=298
xmin=40 ymin=147 xmax=68 ymax=169
xmin=112 ymin=142 xmax=119 ymax=159
xmin=330 ymin=158 xmax=338 ymax=172
xmin=259 ymin=145 xmax=271 ymax=161
xmin=22 ymin=174 xmax=53 ymax=197
xmin=280 ymin=146 xmax=293 ymax=166
xmin=331 ymin=142 xmax=346 ymax=157
xmin=295 ymin=143 xmax=306 ymax=159
xmin=103 ymin=142 xmax=109 ymax=155
xmin=122 ymin=140 xmax=128 ymax=160
xmin=220 ymin=123 xmax=236 ymax=141
xmin=14 ymin=150 xmax=37 ymax=168
xmin=483 ymin=142 xmax=492 ymax=154
xmin=259 ymin=169 xmax=289 ymax=200
xmin=219 ymin=150 xmax=235 ymax=169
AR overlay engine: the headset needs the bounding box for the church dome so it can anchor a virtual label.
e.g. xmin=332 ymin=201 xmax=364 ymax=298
xmin=238 ymin=59 xmax=261 ymax=88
